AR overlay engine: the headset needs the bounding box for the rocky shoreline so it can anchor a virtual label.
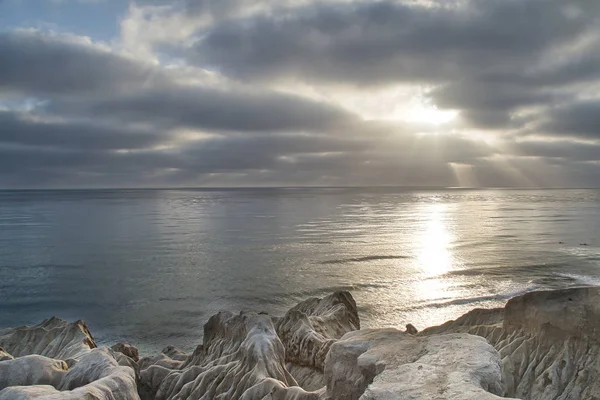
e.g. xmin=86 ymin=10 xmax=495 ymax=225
xmin=1 ymin=287 xmax=599 ymax=399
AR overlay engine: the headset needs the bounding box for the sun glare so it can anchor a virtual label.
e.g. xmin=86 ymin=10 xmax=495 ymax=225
xmin=404 ymin=105 xmax=459 ymax=126
xmin=416 ymin=203 xmax=454 ymax=276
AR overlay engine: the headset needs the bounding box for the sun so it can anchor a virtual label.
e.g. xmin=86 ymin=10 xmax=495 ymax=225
xmin=403 ymin=104 xmax=459 ymax=126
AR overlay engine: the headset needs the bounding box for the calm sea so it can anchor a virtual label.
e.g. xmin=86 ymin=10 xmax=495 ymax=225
xmin=1 ymin=188 xmax=599 ymax=354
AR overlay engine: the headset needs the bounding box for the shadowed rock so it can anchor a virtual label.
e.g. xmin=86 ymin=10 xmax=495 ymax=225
xmin=112 ymin=342 xmax=140 ymax=362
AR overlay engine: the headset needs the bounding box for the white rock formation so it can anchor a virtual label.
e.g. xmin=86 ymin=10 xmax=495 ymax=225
xmin=139 ymin=311 xmax=319 ymax=400
xmin=274 ymin=291 xmax=360 ymax=389
xmin=324 ymin=328 xmax=516 ymax=400
xmin=3 ymin=288 xmax=599 ymax=400
xmin=419 ymin=287 xmax=600 ymax=400
xmin=0 ymin=317 xmax=95 ymax=362
xmin=0 ymin=318 xmax=140 ymax=400
xmin=139 ymin=291 xmax=513 ymax=400
xmin=0 ymin=355 xmax=68 ymax=391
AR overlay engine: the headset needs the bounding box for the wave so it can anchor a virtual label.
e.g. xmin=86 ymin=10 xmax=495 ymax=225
xmin=319 ymin=255 xmax=410 ymax=265
xmin=443 ymin=263 xmax=568 ymax=277
xmin=552 ymin=273 xmax=600 ymax=287
xmin=404 ymin=286 xmax=540 ymax=311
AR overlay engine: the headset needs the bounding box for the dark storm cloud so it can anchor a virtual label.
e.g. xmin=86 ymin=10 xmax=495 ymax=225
xmin=0 ymin=30 xmax=163 ymax=96
xmin=50 ymin=85 xmax=356 ymax=133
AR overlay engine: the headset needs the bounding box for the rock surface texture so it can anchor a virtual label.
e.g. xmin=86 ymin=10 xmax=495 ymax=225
xmin=419 ymin=287 xmax=600 ymax=400
xmin=1 ymin=287 xmax=599 ymax=399
xmin=0 ymin=318 xmax=140 ymax=400
xmin=325 ymin=328 xmax=516 ymax=400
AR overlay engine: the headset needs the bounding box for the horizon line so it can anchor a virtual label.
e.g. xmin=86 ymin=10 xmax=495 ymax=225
xmin=0 ymin=185 xmax=598 ymax=191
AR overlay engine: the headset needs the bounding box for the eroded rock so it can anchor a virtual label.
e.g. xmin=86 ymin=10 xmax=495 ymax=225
xmin=419 ymin=287 xmax=600 ymax=400
xmin=0 ymin=317 xmax=139 ymax=400
xmin=274 ymin=291 xmax=359 ymax=389
xmin=111 ymin=342 xmax=140 ymax=362
xmin=140 ymin=311 xmax=317 ymax=400
xmin=4 ymin=288 xmax=600 ymax=400
xmin=0 ymin=347 xmax=139 ymax=400
xmin=0 ymin=317 xmax=96 ymax=361
xmin=0 ymin=347 xmax=12 ymax=361
xmin=0 ymin=355 xmax=68 ymax=391
xmin=324 ymin=328 xmax=514 ymax=400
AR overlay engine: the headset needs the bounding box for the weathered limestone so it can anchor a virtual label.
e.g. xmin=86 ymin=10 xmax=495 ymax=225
xmin=0 ymin=317 xmax=96 ymax=361
xmin=0 ymin=318 xmax=139 ymax=400
xmin=419 ymin=287 xmax=600 ymax=400
xmin=324 ymin=328 xmax=515 ymax=400
xmin=2 ymin=288 xmax=600 ymax=400
xmin=139 ymin=311 xmax=319 ymax=400
xmin=0 ymin=355 xmax=68 ymax=391
xmin=274 ymin=291 xmax=360 ymax=388
xmin=0 ymin=347 xmax=12 ymax=361
xmin=112 ymin=342 xmax=141 ymax=362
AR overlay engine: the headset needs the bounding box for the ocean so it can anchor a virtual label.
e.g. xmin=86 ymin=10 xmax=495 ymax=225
xmin=1 ymin=188 xmax=599 ymax=354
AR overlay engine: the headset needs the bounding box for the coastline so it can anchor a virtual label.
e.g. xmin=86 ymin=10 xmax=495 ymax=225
xmin=1 ymin=287 xmax=599 ymax=399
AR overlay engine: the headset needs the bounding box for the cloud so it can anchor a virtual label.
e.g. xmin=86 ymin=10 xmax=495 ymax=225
xmin=539 ymin=100 xmax=600 ymax=139
xmin=192 ymin=0 xmax=598 ymax=86
xmin=1 ymin=0 xmax=600 ymax=188
xmin=49 ymin=84 xmax=356 ymax=134
xmin=0 ymin=29 xmax=163 ymax=97
xmin=0 ymin=110 xmax=165 ymax=150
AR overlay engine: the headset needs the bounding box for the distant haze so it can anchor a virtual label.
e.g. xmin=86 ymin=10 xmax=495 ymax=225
xmin=1 ymin=0 xmax=600 ymax=188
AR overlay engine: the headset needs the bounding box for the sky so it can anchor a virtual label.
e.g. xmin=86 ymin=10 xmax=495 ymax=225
xmin=1 ymin=0 xmax=600 ymax=188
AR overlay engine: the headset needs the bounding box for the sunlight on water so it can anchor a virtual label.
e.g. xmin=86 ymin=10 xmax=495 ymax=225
xmin=416 ymin=203 xmax=454 ymax=276
xmin=1 ymin=188 xmax=600 ymax=352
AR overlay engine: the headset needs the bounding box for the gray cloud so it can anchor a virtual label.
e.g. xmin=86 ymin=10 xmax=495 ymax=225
xmin=0 ymin=110 xmax=165 ymax=150
xmin=0 ymin=30 xmax=163 ymax=97
xmin=190 ymin=0 xmax=600 ymax=136
xmin=50 ymin=85 xmax=356 ymax=133
xmin=539 ymin=100 xmax=600 ymax=139
xmin=1 ymin=0 xmax=600 ymax=188
xmin=193 ymin=0 xmax=598 ymax=85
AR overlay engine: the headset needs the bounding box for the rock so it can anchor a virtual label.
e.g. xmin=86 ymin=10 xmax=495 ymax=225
xmin=4 ymin=288 xmax=600 ymax=400
xmin=0 ymin=347 xmax=139 ymax=400
xmin=286 ymin=364 xmax=326 ymax=391
xmin=405 ymin=323 xmax=418 ymax=335
xmin=0 ymin=317 xmax=139 ymax=400
xmin=324 ymin=328 xmax=513 ymax=400
xmin=419 ymin=287 xmax=600 ymax=400
xmin=0 ymin=317 xmax=96 ymax=361
xmin=0 ymin=355 xmax=68 ymax=391
xmin=140 ymin=311 xmax=318 ymax=400
xmin=111 ymin=342 xmax=140 ymax=362
xmin=274 ymin=291 xmax=359 ymax=389
xmin=0 ymin=347 xmax=12 ymax=361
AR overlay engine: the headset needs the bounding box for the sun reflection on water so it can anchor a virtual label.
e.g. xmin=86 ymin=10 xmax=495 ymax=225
xmin=417 ymin=203 xmax=454 ymax=277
